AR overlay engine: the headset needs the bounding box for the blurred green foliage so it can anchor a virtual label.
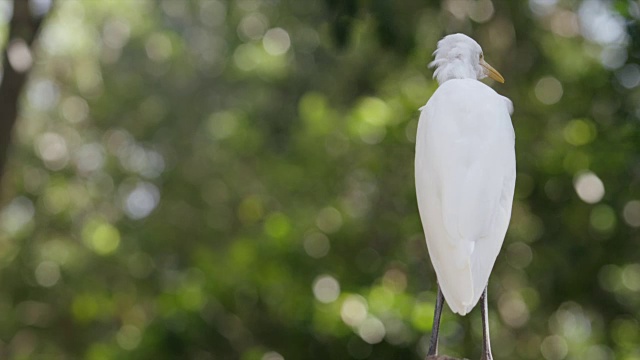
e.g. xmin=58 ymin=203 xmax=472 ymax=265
xmin=0 ymin=0 xmax=639 ymax=359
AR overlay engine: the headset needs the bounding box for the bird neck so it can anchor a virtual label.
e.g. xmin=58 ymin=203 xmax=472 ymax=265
xmin=433 ymin=60 xmax=479 ymax=85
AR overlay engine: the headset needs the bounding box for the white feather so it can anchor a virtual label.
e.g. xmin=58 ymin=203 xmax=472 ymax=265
xmin=415 ymin=78 xmax=515 ymax=315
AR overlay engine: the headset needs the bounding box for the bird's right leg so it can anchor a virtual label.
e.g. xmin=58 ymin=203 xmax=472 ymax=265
xmin=480 ymin=286 xmax=493 ymax=360
xmin=426 ymin=285 xmax=445 ymax=358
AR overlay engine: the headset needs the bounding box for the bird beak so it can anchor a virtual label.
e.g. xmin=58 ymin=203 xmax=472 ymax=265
xmin=480 ymin=59 xmax=505 ymax=83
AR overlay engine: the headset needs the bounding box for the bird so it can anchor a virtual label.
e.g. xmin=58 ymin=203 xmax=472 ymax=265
xmin=415 ymin=33 xmax=515 ymax=360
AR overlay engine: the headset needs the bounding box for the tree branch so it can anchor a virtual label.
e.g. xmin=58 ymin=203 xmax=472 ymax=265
xmin=0 ymin=0 xmax=53 ymax=181
xmin=426 ymin=356 xmax=467 ymax=360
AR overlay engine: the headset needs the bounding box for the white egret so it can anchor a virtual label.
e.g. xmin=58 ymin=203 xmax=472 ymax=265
xmin=415 ymin=34 xmax=515 ymax=360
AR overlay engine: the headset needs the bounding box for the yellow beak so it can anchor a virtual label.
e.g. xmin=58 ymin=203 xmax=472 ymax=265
xmin=480 ymin=59 xmax=505 ymax=83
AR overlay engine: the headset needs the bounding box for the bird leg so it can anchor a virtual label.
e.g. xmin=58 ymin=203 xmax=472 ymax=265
xmin=480 ymin=286 xmax=493 ymax=360
xmin=426 ymin=286 xmax=445 ymax=358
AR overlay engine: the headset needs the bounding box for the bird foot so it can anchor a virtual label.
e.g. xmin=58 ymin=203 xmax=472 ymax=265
xmin=425 ymin=355 xmax=468 ymax=360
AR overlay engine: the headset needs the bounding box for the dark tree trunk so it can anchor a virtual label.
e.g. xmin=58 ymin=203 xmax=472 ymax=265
xmin=0 ymin=0 xmax=52 ymax=181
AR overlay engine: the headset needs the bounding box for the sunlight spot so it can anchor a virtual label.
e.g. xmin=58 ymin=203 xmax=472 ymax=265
xmin=411 ymin=301 xmax=435 ymax=331
xmin=540 ymin=335 xmax=568 ymax=360
xmin=124 ymin=182 xmax=160 ymax=220
xmin=233 ymin=43 xmax=261 ymax=71
xmin=0 ymin=1 xmax=13 ymax=22
xmin=28 ymin=79 xmax=59 ymax=110
xmin=506 ymin=242 xmax=533 ymax=269
xmin=573 ymin=171 xmax=604 ymax=204
xmin=528 ymin=0 xmax=557 ymax=16
xmin=341 ymin=295 xmax=368 ymax=326
xmin=199 ymin=0 xmax=226 ymax=27
xmin=579 ymin=0 xmax=627 ymax=45
xmin=0 ymin=197 xmax=34 ymax=235
xmin=312 ymin=275 xmax=340 ymax=303
xmin=303 ymin=232 xmax=330 ymax=258
xmin=357 ymin=316 xmax=386 ymax=344
xmin=315 ymin=207 xmax=342 ymax=233
xmin=74 ymin=143 xmax=105 ymax=174
xmin=35 ymin=261 xmax=60 ymax=287
xmin=82 ymin=219 xmax=121 ymax=255
xmin=615 ymin=64 xmax=640 ymax=89
xmin=590 ymin=205 xmax=616 ymax=232
xmin=7 ymin=39 xmax=32 ymax=73
xmin=145 ymin=33 xmax=173 ymax=62
xmin=262 ymin=351 xmax=284 ymax=360
xmin=600 ymin=45 xmax=627 ymax=70
xmin=264 ymin=212 xmax=291 ymax=239
xmin=116 ymin=325 xmax=141 ymax=350
xmin=469 ymin=0 xmax=494 ymax=23
xmin=29 ymin=0 xmax=52 ymax=16
xmin=61 ymin=96 xmax=89 ymax=123
xmin=535 ymin=76 xmax=563 ymax=105
xmin=382 ymin=269 xmax=407 ymax=292
xmin=263 ymin=28 xmax=290 ymax=55
xmin=103 ymin=17 xmax=131 ymax=49
xmin=623 ymin=200 xmax=640 ymax=227
xmin=238 ymin=13 xmax=268 ymax=41
xmin=37 ymin=133 xmax=69 ymax=171
xmin=622 ymin=264 xmax=640 ymax=291
xmin=208 ymin=111 xmax=239 ymax=140
xmin=563 ymin=119 xmax=596 ymax=146
xmin=444 ymin=0 xmax=468 ymax=19
xmin=550 ymin=10 xmax=579 ymax=37
xmin=498 ymin=291 xmax=529 ymax=328
xmin=598 ymin=264 xmax=622 ymax=292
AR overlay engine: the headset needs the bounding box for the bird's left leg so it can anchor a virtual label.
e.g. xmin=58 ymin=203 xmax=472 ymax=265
xmin=480 ymin=286 xmax=493 ymax=360
xmin=426 ymin=285 xmax=445 ymax=358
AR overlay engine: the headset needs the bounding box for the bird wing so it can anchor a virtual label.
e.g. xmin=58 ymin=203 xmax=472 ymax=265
xmin=415 ymin=79 xmax=515 ymax=315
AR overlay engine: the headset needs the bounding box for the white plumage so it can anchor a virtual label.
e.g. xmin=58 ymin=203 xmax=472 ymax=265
xmin=415 ymin=34 xmax=516 ymax=316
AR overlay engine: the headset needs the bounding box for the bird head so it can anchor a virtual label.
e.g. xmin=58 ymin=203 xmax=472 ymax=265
xmin=429 ymin=33 xmax=504 ymax=85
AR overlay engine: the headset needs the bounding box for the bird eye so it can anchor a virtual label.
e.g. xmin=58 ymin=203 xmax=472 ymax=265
xmin=479 ymin=53 xmax=484 ymax=60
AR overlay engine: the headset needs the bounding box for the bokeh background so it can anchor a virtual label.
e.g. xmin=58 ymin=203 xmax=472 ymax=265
xmin=0 ymin=0 xmax=638 ymax=359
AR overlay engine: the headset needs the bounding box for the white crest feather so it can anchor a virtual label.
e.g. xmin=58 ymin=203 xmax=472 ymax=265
xmin=429 ymin=33 xmax=485 ymax=85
